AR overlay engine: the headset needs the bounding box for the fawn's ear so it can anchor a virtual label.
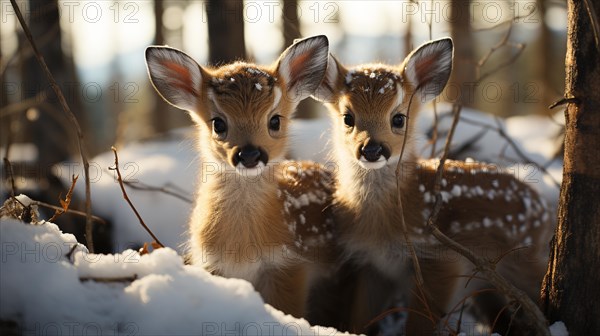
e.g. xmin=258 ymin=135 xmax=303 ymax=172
xmin=145 ymin=46 xmax=203 ymax=112
xmin=276 ymin=35 xmax=329 ymax=103
xmin=312 ymin=54 xmax=345 ymax=103
xmin=402 ymin=38 xmax=453 ymax=102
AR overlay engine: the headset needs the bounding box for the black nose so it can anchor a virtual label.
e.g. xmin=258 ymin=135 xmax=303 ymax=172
xmin=237 ymin=147 xmax=261 ymax=168
xmin=361 ymin=143 xmax=383 ymax=162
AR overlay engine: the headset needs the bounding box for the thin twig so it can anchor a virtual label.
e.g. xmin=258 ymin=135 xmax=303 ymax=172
xmin=48 ymin=175 xmax=79 ymax=223
xmin=493 ymin=117 xmax=561 ymax=189
xmin=478 ymin=42 xmax=525 ymax=82
xmin=0 ymin=16 xmax=60 ymax=78
xmin=583 ymin=0 xmax=600 ymax=52
xmin=123 ymin=180 xmax=193 ymax=203
xmin=454 ymin=115 xmax=561 ymax=189
xmin=430 ymin=102 xmax=439 ymax=159
xmin=80 ymin=275 xmax=138 ymax=283
xmin=0 ymin=91 xmax=47 ymax=118
xmin=472 ymin=7 xmax=536 ymax=32
xmin=491 ymin=301 xmax=515 ymax=333
xmin=123 ymin=181 xmax=194 ymax=203
xmin=425 ymin=104 xmax=550 ymax=335
xmin=110 ymin=147 xmax=165 ymax=248
xmin=102 ymin=167 xmax=192 ymax=203
xmin=26 ymin=199 xmax=107 ymax=225
xmin=3 ymin=158 xmax=17 ymax=197
xmin=10 ymin=0 xmax=95 ymax=253
xmin=395 ymin=91 xmax=434 ymax=307
xmin=473 ymin=10 xmax=527 ymax=83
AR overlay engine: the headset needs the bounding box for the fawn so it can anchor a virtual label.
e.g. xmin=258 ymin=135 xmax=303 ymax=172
xmin=145 ymin=36 xmax=336 ymax=318
xmin=313 ymin=38 xmax=553 ymax=334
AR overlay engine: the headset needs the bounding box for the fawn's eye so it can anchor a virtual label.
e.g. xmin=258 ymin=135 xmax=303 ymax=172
xmin=212 ymin=117 xmax=227 ymax=135
xmin=343 ymin=113 xmax=355 ymax=128
xmin=392 ymin=114 xmax=406 ymax=129
xmin=269 ymin=115 xmax=281 ymax=131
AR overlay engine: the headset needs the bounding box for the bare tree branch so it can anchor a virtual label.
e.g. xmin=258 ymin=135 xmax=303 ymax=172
xmin=395 ymin=91 xmax=434 ymax=305
xmin=3 ymin=158 xmax=17 ymax=197
xmin=425 ymin=104 xmax=550 ymax=335
xmin=29 ymin=199 xmax=107 ymax=225
xmin=110 ymin=147 xmax=165 ymax=248
xmin=583 ymin=0 xmax=600 ymax=51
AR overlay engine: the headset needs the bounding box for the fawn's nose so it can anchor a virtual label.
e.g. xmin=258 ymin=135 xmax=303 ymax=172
xmin=237 ymin=146 xmax=262 ymax=168
xmin=361 ymin=143 xmax=383 ymax=162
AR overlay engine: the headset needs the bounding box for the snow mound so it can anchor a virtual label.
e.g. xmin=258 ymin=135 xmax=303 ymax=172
xmin=0 ymin=217 xmax=346 ymax=335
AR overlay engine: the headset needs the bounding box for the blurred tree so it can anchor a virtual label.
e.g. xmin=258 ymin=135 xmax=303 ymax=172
xmin=18 ymin=0 xmax=91 ymax=245
xmin=20 ymin=0 xmax=79 ymax=177
xmin=404 ymin=9 xmax=413 ymax=57
xmin=541 ymin=0 xmax=600 ymax=333
xmin=449 ymin=0 xmax=475 ymax=106
xmin=283 ymin=0 xmax=300 ymax=48
xmin=154 ymin=0 xmax=165 ymax=46
xmin=532 ymin=0 xmax=565 ymax=115
xmin=281 ymin=0 xmax=320 ymax=119
xmin=0 ymin=21 xmax=8 ymax=150
xmin=206 ymin=0 xmax=246 ymax=64
xmin=151 ymin=0 xmax=170 ymax=134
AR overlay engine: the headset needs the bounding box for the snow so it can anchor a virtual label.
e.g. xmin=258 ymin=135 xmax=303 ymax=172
xmin=15 ymin=194 xmax=35 ymax=207
xmin=550 ymin=321 xmax=569 ymax=336
xmin=0 ymin=217 xmax=346 ymax=335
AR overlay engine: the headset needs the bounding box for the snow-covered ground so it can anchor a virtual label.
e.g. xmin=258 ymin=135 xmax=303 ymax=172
xmin=0 ymin=198 xmax=344 ymax=335
xmin=0 ymin=196 xmax=568 ymax=335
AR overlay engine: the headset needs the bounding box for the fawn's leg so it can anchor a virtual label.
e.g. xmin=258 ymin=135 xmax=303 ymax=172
xmin=405 ymin=257 xmax=463 ymax=336
xmin=346 ymin=265 xmax=397 ymax=335
xmin=256 ymin=264 xmax=308 ymax=318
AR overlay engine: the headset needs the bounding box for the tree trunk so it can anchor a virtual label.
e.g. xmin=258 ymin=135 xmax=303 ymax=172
xmin=206 ymin=0 xmax=246 ymax=64
xmin=18 ymin=0 xmax=94 ymax=248
xmin=541 ymin=0 xmax=600 ymax=333
xmin=151 ymin=0 xmax=169 ymax=134
xmin=281 ymin=0 xmax=316 ymax=119
xmin=282 ymin=0 xmax=300 ymax=48
xmin=448 ymin=0 xmax=475 ymax=106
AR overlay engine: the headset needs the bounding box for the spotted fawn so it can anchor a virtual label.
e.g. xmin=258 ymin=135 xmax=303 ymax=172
xmin=145 ymin=36 xmax=337 ymax=318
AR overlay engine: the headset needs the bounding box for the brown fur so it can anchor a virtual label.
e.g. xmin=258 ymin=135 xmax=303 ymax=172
xmin=186 ymin=64 xmax=336 ymax=316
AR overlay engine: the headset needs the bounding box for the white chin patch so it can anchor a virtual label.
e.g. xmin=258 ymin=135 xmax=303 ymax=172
xmin=358 ymin=156 xmax=387 ymax=170
xmin=235 ymin=162 xmax=265 ymax=177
